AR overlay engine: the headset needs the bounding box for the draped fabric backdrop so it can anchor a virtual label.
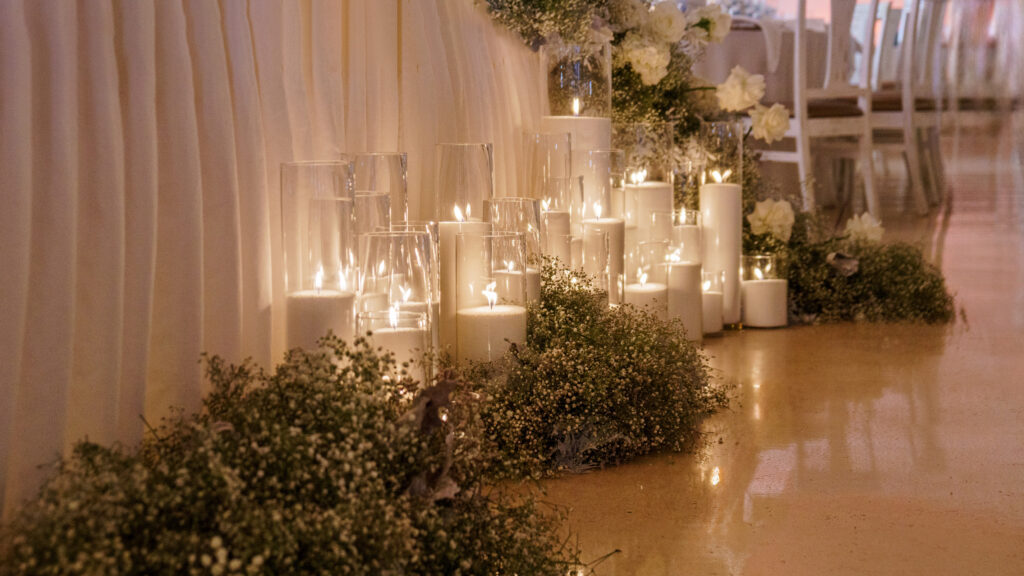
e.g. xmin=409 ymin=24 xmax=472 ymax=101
xmin=0 ymin=0 xmax=546 ymax=516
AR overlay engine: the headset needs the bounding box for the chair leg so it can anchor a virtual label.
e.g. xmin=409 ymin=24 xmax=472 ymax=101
xmin=796 ymin=129 xmax=815 ymax=211
xmin=929 ymin=127 xmax=947 ymax=204
xmin=904 ymin=124 xmax=930 ymax=215
xmin=860 ymin=132 xmax=879 ymax=218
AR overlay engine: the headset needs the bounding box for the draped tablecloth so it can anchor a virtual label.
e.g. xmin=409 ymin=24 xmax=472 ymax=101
xmin=692 ymin=20 xmax=829 ymax=104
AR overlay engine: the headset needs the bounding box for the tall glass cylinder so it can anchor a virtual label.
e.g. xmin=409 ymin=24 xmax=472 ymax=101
xmin=455 ymin=233 xmax=527 ymax=363
xmin=523 ymin=131 xmax=572 ymax=199
xmin=539 ymin=176 xmax=574 ymax=267
xmin=545 ymin=42 xmax=612 ymax=117
xmin=700 ymin=163 xmax=742 ymax=326
xmin=665 ymin=244 xmax=703 ymax=342
xmin=358 ymin=231 xmax=433 ymax=317
xmin=353 ymin=152 xmax=408 ymax=224
xmin=581 ymin=227 xmax=609 ymax=298
xmin=580 ymin=150 xmax=626 ymax=304
xmin=673 ymin=208 xmax=702 ymax=263
xmin=392 ymin=221 xmax=441 ymax=352
xmin=702 ymin=120 xmax=744 ymax=186
xmin=489 ymin=197 xmax=543 ymax=302
xmin=281 ymin=161 xmax=357 ymax=350
xmin=702 ymin=269 xmax=725 ymax=335
xmin=435 ymin=143 xmax=494 ymax=353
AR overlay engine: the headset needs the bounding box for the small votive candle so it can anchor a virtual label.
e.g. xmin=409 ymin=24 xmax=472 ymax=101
xmin=741 ymin=254 xmax=788 ymax=328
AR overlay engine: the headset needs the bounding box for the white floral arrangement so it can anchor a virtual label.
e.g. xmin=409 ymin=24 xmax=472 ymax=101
xmin=715 ymin=65 xmax=790 ymax=143
xmin=844 ymin=212 xmax=884 ymax=243
xmin=746 ymin=198 xmax=796 ymax=242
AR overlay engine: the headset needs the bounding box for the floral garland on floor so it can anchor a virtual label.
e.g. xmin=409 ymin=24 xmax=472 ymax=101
xmin=0 ymin=339 xmax=578 ymax=575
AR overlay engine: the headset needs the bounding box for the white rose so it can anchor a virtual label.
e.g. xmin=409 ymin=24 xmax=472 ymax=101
xmin=749 ymin=103 xmax=791 ymax=143
xmin=746 ymin=198 xmax=796 ymax=242
xmin=715 ymin=65 xmax=765 ymax=111
xmin=844 ymin=212 xmax=884 ymax=243
xmin=708 ymin=8 xmax=732 ymax=42
xmin=647 ymin=1 xmax=688 ymax=44
xmin=622 ymin=34 xmax=671 ymax=85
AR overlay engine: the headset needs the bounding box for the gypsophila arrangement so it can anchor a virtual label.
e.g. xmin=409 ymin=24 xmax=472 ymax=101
xmin=0 ymin=336 xmax=576 ymax=576
xmin=744 ymin=211 xmax=955 ymax=324
xmin=465 ymin=262 xmax=728 ymax=477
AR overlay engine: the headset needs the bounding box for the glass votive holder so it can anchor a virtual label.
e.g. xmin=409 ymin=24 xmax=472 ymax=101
xmin=581 ymin=227 xmax=609 ymax=294
xmin=523 ymin=131 xmax=572 ymax=199
xmin=742 ymin=254 xmax=787 ymax=328
xmin=702 ymin=269 xmax=725 ymax=334
xmin=623 ymin=241 xmax=669 ymax=320
xmin=353 ymin=152 xmax=408 ymax=225
xmin=281 ymin=161 xmax=357 ymax=350
xmin=673 ymin=208 xmax=702 ymax=263
xmin=455 ymin=233 xmax=528 ymax=364
xmin=358 ymin=309 xmax=429 ymax=384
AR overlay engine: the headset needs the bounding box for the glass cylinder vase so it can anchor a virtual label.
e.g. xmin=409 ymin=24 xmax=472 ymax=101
xmin=353 ymin=152 xmax=408 ymax=225
xmin=280 ymin=161 xmax=357 ymax=351
xmin=545 ymin=42 xmax=612 ymax=117
xmin=741 ymin=254 xmax=788 ymax=328
xmin=455 ymin=232 xmax=528 ymax=364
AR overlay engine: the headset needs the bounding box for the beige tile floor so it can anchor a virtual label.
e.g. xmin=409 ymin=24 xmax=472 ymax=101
xmin=543 ymin=128 xmax=1024 ymax=575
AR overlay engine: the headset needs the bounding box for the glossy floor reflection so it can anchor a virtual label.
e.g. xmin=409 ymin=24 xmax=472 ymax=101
xmin=543 ymin=128 xmax=1024 ymax=575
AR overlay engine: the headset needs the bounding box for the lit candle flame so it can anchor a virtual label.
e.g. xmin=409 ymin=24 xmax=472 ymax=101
xmin=453 ymin=204 xmax=465 ymax=222
xmin=710 ymin=466 xmax=721 ymax=486
xmin=669 ymin=249 xmax=681 ymax=263
xmin=400 ymin=284 xmax=412 ymax=303
xmin=389 ymin=304 xmax=399 ymax=329
xmin=594 ymin=203 xmax=603 ymax=219
xmin=483 ymin=281 xmax=498 ymax=309
xmin=637 ymin=267 xmax=648 ymax=287
xmin=377 ymin=260 xmax=387 ymax=275
xmin=754 ymin=267 xmax=764 ymax=280
xmin=630 ymin=169 xmax=647 ymax=185
xmin=571 ymin=97 xmax=581 ymax=116
xmin=314 ymin=265 xmax=324 ymax=293
xmin=541 ymin=198 xmax=551 ymax=211
xmin=710 ymin=169 xmax=733 ymax=184
xmin=703 ymin=279 xmax=712 ymax=292
xmin=505 ymin=260 xmax=515 ymax=273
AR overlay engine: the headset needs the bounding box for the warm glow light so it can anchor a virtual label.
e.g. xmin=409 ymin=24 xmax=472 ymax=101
xmin=710 ymin=466 xmax=721 ymax=486
xmin=754 ymin=267 xmax=764 ymax=280
xmin=630 ymin=169 xmax=648 ymax=185
xmin=702 ymin=279 xmax=712 ymax=292
xmin=710 ymin=169 xmax=733 ymax=184
xmin=377 ymin=260 xmax=387 ymax=275
xmin=400 ymin=285 xmax=412 ymax=303
xmin=505 ymin=260 xmax=515 ymax=273
xmin=571 ymin=97 xmax=581 ymax=116
xmin=594 ymin=203 xmax=603 ymax=219
xmin=483 ymin=281 xmax=498 ymax=309
xmin=637 ymin=267 xmax=648 ymax=287
xmin=668 ymin=249 xmax=681 ymax=263
xmin=389 ymin=304 xmax=399 ymax=329
xmin=453 ymin=204 xmax=464 ymax=222
xmin=314 ymin=265 xmax=324 ymax=292
xmin=541 ymin=198 xmax=551 ymax=211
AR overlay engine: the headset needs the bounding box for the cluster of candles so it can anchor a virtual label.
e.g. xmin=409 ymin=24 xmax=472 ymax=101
xmin=280 ymin=105 xmax=789 ymax=379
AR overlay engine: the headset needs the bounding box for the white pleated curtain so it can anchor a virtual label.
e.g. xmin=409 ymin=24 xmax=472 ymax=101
xmin=0 ymin=0 xmax=545 ymax=515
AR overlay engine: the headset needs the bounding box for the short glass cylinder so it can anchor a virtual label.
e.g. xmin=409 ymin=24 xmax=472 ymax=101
xmin=357 ymin=309 xmax=429 ymax=383
xmin=614 ymin=122 xmax=676 ymax=184
xmin=488 ymin=197 xmax=543 ymax=272
xmin=358 ymin=231 xmax=434 ymax=317
xmin=742 ymin=254 xmax=779 ymax=281
xmin=435 ymin=143 xmax=494 ymax=223
xmin=280 ymin=161 xmax=357 ymax=349
xmin=545 ymin=42 xmax=612 ymax=117
xmin=353 ymin=152 xmax=408 ymax=225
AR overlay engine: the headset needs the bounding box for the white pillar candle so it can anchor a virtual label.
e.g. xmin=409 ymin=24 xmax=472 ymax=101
xmin=700 ymin=183 xmax=742 ymax=325
xmin=583 ymin=217 xmax=625 ymax=304
xmin=286 ymin=289 xmax=356 ymax=351
xmin=396 ymin=300 xmax=440 ymax=353
xmin=540 ymin=116 xmax=612 ymax=209
xmin=368 ymin=326 xmax=428 ymax=382
xmin=525 ymin=267 xmax=541 ymax=302
xmin=673 ymin=224 xmax=702 ymax=262
xmin=702 ymin=290 xmax=724 ymax=334
xmin=570 ymin=236 xmax=583 ymax=269
xmin=624 ymin=281 xmax=668 ymax=320
xmin=665 ymin=262 xmax=703 ymax=342
xmin=542 ymin=210 xmax=572 ymax=266
xmin=456 ymin=304 xmax=527 ymax=363
xmin=438 ymin=220 xmax=490 ymax=353
xmin=629 ymin=181 xmax=674 ymax=244
xmin=742 ymin=279 xmax=788 ymax=328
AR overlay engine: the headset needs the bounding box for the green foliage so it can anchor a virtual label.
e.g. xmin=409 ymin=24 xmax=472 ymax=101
xmin=471 ymin=264 xmax=728 ymax=477
xmin=0 ymin=337 xmax=575 ymax=576
xmin=484 ymin=0 xmax=601 ymax=47
xmin=746 ymin=215 xmax=956 ymax=324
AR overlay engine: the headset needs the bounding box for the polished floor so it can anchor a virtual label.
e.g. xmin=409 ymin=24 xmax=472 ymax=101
xmin=544 ymin=126 xmax=1024 ymax=575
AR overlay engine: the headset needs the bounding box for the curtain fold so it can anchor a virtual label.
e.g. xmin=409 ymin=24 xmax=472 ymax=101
xmin=0 ymin=0 xmax=546 ymax=516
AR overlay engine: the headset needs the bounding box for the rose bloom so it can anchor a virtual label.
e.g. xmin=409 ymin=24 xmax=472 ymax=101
xmin=749 ymin=103 xmax=790 ymax=143
xmin=623 ymin=35 xmax=671 ymax=85
xmin=715 ymin=65 xmax=765 ymax=112
xmin=746 ymin=198 xmax=796 ymax=242
xmin=648 ymin=1 xmax=687 ymax=44
xmin=845 ymin=212 xmax=884 ymax=243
